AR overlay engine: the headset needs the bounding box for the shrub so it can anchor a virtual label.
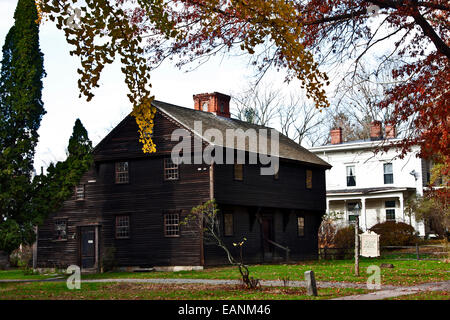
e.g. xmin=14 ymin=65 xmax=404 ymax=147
xmin=332 ymin=225 xmax=363 ymax=259
xmin=9 ymin=246 xmax=32 ymax=268
xmin=370 ymin=221 xmax=417 ymax=246
xmin=101 ymin=247 xmax=116 ymax=272
xmin=334 ymin=225 xmax=362 ymax=249
xmin=318 ymin=219 xmax=337 ymax=248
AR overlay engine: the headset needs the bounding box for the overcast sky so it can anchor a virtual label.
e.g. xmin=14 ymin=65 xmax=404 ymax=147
xmin=1 ymin=0 xmax=285 ymax=172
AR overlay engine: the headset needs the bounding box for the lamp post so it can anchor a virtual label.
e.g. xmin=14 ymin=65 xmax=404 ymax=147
xmin=354 ymin=203 xmax=361 ymax=276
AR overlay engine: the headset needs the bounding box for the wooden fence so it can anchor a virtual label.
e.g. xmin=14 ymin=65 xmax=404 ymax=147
xmin=319 ymin=244 xmax=449 ymax=260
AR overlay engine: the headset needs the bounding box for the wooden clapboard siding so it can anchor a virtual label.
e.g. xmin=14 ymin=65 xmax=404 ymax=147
xmin=37 ymin=111 xmax=210 ymax=268
xmin=203 ymin=205 xmax=322 ymax=266
xmin=37 ymin=107 xmax=327 ymax=269
xmin=214 ymin=160 xmax=326 ymax=210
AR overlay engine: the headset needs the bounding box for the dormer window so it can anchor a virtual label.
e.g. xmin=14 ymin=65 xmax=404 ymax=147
xmin=346 ymin=165 xmax=356 ymax=187
xmin=384 ymin=163 xmax=394 ymax=184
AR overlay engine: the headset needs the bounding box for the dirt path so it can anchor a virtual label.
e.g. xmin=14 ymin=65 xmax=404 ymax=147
xmin=81 ymin=277 xmax=398 ymax=289
xmin=331 ymin=280 xmax=450 ymax=300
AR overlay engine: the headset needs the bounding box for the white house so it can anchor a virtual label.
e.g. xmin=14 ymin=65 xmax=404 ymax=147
xmin=310 ymin=121 xmax=430 ymax=236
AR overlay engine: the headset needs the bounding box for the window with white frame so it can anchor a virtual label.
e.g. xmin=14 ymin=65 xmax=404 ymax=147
xmin=54 ymin=219 xmax=68 ymax=240
xmin=115 ymin=161 xmax=129 ymax=184
xmin=346 ymin=166 xmax=356 ymax=187
xmin=164 ymin=212 xmax=180 ymax=237
xmin=385 ymin=200 xmax=396 ymax=221
xmin=115 ymin=215 xmax=130 ymax=239
xmin=75 ymin=184 xmax=85 ymax=200
xmin=384 ymin=163 xmax=394 ymax=184
xmin=347 ymin=202 xmax=359 ymax=223
xmin=164 ymin=158 xmax=179 ymax=180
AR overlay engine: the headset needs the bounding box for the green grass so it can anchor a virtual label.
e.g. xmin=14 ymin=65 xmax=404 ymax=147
xmin=388 ymin=290 xmax=450 ymax=300
xmin=0 ymin=281 xmax=371 ymax=300
xmin=0 ymin=269 xmax=62 ymax=281
xmin=82 ymin=258 xmax=450 ymax=286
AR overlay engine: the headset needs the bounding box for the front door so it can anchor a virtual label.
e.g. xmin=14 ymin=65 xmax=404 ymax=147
xmin=80 ymin=227 xmax=96 ymax=269
xmin=262 ymin=217 xmax=273 ymax=261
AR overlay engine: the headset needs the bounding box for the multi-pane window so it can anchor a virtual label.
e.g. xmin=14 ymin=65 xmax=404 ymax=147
xmin=75 ymin=184 xmax=85 ymax=200
xmin=54 ymin=219 xmax=67 ymax=240
xmin=385 ymin=201 xmax=396 ymax=221
xmin=115 ymin=161 xmax=129 ymax=184
xmin=224 ymin=213 xmax=234 ymax=236
xmin=347 ymin=202 xmax=359 ymax=223
xmin=164 ymin=213 xmax=180 ymax=237
xmin=384 ymin=163 xmax=394 ymax=184
xmin=297 ymin=217 xmax=305 ymax=237
xmin=164 ymin=158 xmax=179 ymax=180
xmin=346 ymin=166 xmax=356 ymax=186
xmin=306 ymin=170 xmax=313 ymax=189
xmin=234 ymin=164 xmax=243 ymax=181
xmin=115 ymin=215 xmax=130 ymax=239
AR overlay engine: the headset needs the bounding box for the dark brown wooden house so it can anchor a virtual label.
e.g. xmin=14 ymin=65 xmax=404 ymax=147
xmin=36 ymin=92 xmax=331 ymax=272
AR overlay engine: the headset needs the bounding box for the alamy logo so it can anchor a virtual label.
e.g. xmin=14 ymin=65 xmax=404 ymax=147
xmin=66 ymin=265 xmax=81 ymax=290
xmin=170 ymin=121 xmax=280 ymax=176
xmin=366 ymin=265 xmax=381 ymax=290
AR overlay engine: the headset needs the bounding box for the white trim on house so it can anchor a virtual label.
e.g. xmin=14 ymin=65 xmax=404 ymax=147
xmin=311 ymin=138 xmax=427 ymax=236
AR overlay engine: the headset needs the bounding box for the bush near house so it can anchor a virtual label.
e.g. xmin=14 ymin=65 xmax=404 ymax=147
xmin=370 ymin=221 xmax=417 ymax=246
xmin=332 ymin=225 xmax=363 ymax=259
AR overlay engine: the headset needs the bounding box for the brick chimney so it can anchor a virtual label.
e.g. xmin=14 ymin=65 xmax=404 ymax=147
xmin=330 ymin=127 xmax=343 ymax=144
xmin=370 ymin=121 xmax=383 ymax=140
xmin=385 ymin=124 xmax=396 ymax=139
xmin=193 ymin=92 xmax=231 ymax=118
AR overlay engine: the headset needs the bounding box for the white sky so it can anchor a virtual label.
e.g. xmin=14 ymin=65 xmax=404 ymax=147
xmin=0 ymin=1 xmax=392 ymax=173
xmin=1 ymin=0 xmax=277 ymax=172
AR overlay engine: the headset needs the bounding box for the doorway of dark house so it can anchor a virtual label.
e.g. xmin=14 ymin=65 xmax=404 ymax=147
xmin=80 ymin=226 xmax=96 ymax=269
xmin=262 ymin=217 xmax=273 ymax=261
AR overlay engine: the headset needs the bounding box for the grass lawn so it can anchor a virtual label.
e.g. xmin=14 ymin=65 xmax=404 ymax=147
xmin=0 ymin=269 xmax=62 ymax=281
xmin=82 ymin=258 xmax=450 ymax=286
xmin=388 ymin=290 xmax=450 ymax=300
xmin=0 ymin=281 xmax=371 ymax=300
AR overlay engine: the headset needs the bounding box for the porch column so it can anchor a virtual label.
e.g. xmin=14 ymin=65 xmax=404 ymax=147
xmin=326 ymin=199 xmax=330 ymax=215
xmin=361 ymin=198 xmax=367 ymax=231
xmin=399 ymin=193 xmax=404 ymax=223
xmin=344 ymin=200 xmax=347 ymax=227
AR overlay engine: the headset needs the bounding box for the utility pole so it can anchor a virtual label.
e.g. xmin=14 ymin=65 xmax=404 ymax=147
xmin=355 ymin=215 xmax=359 ymax=276
xmin=354 ymin=203 xmax=361 ymax=276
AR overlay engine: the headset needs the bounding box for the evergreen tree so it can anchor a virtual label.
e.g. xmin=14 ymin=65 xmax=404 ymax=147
xmin=0 ymin=0 xmax=46 ymax=254
xmin=31 ymin=119 xmax=93 ymax=225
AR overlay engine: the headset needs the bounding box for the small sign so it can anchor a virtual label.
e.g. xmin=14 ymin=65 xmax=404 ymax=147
xmin=88 ymin=240 xmax=94 ymax=244
xmin=360 ymin=231 xmax=380 ymax=257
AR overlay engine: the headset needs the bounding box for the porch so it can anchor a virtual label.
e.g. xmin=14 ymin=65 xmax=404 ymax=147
xmin=325 ymin=187 xmax=425 ymax=235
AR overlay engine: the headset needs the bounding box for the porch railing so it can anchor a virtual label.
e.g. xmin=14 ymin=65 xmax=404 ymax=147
xmin=266 ymin=239 xmax=290 ymax=262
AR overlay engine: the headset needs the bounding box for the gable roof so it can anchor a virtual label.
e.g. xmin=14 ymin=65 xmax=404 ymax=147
xmin=152 ymin=100 xmax=331 ymax=168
